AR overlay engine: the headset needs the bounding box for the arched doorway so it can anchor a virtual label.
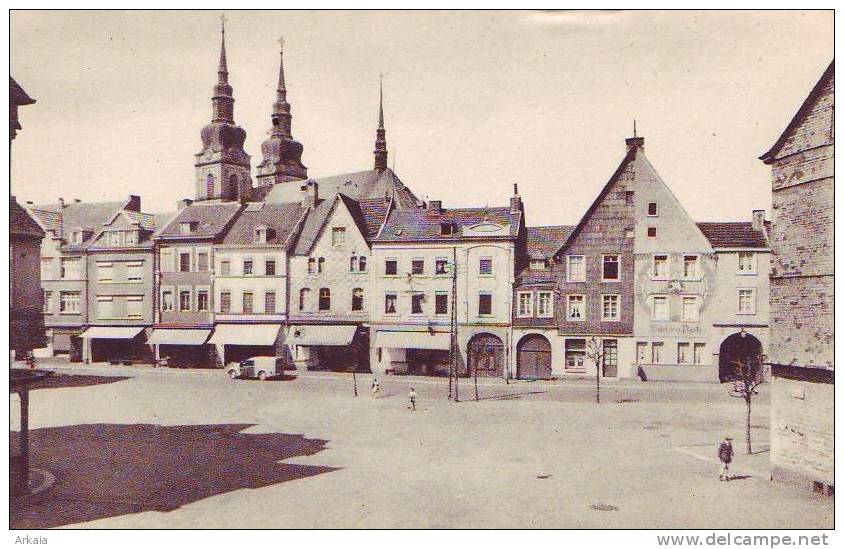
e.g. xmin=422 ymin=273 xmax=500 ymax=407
xmin=719 ymin=332 xmax=762 ymax=382
xmin=467 ymin=333 xmax=504 ymax=378
xmin=517 ymin=334 xmax=552 ymax=379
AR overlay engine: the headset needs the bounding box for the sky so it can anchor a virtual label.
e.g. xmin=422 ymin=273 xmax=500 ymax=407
xmin=10 ymin=10 xmax=833 ymax=225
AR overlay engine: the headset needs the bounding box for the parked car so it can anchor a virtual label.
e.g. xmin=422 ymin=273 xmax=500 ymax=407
xmin=227 ymin=357 xmax=282 ymax=381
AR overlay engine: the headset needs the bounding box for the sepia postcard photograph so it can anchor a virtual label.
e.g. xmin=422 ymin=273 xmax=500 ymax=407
xmin=6 ymin=7 xmax=836 ymax=541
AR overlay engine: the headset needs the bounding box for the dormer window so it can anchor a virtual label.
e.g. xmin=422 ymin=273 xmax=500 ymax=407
xmin=530 ymin=259 xmax=549 ymax=270
xmin=69 ymin=230 xmax=83 ymax=245
xmin=440 ymin=223 xmax=454 ymax=236
xmin=254 ymin=226 xmax=267 ymax=244
xmin=179 ymin=222 xmax=195 ymax=235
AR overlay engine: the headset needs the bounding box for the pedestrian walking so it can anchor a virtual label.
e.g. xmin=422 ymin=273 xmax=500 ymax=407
xmin=371 ymin=377 xmax=381 ymax=398
xmin=718 ymin=436 xmax=734 ymax=481
xmin=408 ymin=387 xmax=417 ymax=411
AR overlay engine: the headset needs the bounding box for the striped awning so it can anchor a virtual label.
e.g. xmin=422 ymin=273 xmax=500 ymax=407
xmin=80 ymin=326 xmax=145 ymax=340
xmin=289 ymin=325 xmax=357 ymax=346
xmin=148 ymin=329 xmax=212 ymax=346
xmin=374 ymin=330 xmax=451 ymax=351
xmin=209 ymin=324 xmax=282 ymax=346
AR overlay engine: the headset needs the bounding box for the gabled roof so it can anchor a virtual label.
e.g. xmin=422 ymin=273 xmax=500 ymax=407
xmin=30 ymin=200 xmax=126 ymax=249
xmin=10 ymin=196 xmax=45 ymax=238
xmin=375 ymin=205 xmax=521 ymax=242
xmin=760 ymin=60 xmax=834 ymax=163
xmin=220 ymin=202 xmax=305 ymax=246
xmin=155 ymin=202 xmax=243 ymax=240
xmin=293 ymin=197 xmax=336 ymax=255
xmin=257 ymin=167 xmax=420 ymax=209
xmin=527 ymin=225 xmax=575 ymax=260
xmin=696 ymin=221 xmax=770 ymax=249
xmin=121 ymin=211 xmax=156 ymax=231
xmin=339 ymin=194 xmax=391 ymax=243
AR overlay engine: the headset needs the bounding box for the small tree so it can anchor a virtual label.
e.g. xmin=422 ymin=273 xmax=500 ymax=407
xmin=586 ymin=337 xmax=604 ymax=404
xmin=727 ymin=354 xmax=766 ymax=454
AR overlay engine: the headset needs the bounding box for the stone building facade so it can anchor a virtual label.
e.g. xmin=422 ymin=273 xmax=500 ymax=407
xmin=760 ymin=61 xmax=834 ymax=494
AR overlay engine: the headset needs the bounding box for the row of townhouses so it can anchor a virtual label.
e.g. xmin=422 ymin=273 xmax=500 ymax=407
xmin=25 ymin=25 xmax=772 ymax=383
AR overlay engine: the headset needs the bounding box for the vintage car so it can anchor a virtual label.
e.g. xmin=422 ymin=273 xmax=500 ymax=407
xmin=226 ymin=356 xmax=282 ymax=381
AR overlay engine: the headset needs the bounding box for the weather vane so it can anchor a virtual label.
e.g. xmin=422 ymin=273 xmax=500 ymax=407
xmin=278 ymin=35 xmax=285 ymax=51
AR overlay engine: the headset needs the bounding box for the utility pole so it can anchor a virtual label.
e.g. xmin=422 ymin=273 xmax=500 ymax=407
xmin=449 ymin=246 xmax=459 ymax=402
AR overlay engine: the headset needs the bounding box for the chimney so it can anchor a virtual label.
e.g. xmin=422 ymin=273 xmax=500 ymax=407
xmin=752 ymin=209 xmax=766 ymax=232
xmin=510 ymin=182 xmax=522 ymax=214
xmin=25 ymin=200 xmax=33 ymax=205
xmin=177 ymin=198 xmax=194 ymax=210
xmin=125 ymin=194 xmax=141 ymax=212
xmin=58 ymin=197 xmax=65 ymax=208
xmin=428 ymin=200 xmax=442 ymax=214
xmin=73 ymin=198 xmax=82 ymax=203
xmin=301 ymin=180 xmax=319 ymax=208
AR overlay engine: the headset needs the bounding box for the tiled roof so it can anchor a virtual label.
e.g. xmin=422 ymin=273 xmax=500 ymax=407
xmin=220 ymin=202 xmax=305 ymax=246
xmin=257 ymin=168 xmax=420 ymax=209
xmin=10 ymin=196 xmax=44 ymax=238
xmin=122 ymin=211 xmax=157 ymax=231
xmin=29 ymin=208 xmax=62 ymax=235
xmin=293 ymin=198 xmax=335 ymax=255
xmin=340 ymin=195 xmax=390 ymax=241
xmin=527 ymin=225 xmax=575 ymax=259
xmin=31 ymin=200 xmax=125 ymax=247
xmin=375 ymin=206 xmax=521 ymax=242
xmin=696 ymin=222 xmax=770 ymax=249
xmin=156 ymin=202 xmax=243 ymax=239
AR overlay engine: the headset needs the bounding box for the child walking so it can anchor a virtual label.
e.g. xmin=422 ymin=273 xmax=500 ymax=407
xmin=408 ymin=387 xmax=417 ymax=411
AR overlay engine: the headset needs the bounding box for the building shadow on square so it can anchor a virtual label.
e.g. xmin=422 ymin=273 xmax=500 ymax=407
xmin=10 ymin=423 xmax=337 ymax=529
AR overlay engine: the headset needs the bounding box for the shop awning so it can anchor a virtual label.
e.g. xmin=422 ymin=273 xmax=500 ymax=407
xmin=289 ymin=325 xmax=357 ymax=346
xmin=374 ymin=330 xmax=451 ymax=351
xmin=209 ymin=324 xmax=282 ymax=346
xmin=80 ymin=326 xmax=145 ymax=340
xmin=148 ymin=329 xmax=212 ymax=346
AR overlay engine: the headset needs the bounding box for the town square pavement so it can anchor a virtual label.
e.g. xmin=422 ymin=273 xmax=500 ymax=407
xmin=10 ymin=365 xmax=834 ymax=529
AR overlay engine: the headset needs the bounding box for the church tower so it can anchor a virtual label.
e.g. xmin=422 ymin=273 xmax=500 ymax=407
xmin=373 ymin=74 xmax=388 ymax=172
xmin=256 ymin=36 xmax=308 ymax=188
xmin=194 ymin=16 xmax=252 ymax=202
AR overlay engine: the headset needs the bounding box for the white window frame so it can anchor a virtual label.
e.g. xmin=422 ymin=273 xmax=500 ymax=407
xmin=59 ymin=291 xmax=81 ymax=314
xmin=126 ymin=295 xmax=144 ymax=319
xmin=196 ymin=286 xmax=211 ymax=313
xmin=602 ymin=254 xmax=620 ymax=282
xmin=517 ymin=292 xmax=533 ymax=318
xmin=160 ymin=287 xmax=175 ymax=312
xmin=479 ymin=257 xmax=494 ymax=276
xmin=677 ymin=342 xmax=690 ymax=364
xmin=537 ymin=291 xmax=554 ymax=318
xmin=566 ymin=255 xmax=586 ymax=282
xmin=681 ymin=295 xmax=700 ymax=322
xmin=651 ymin=342 xmax=664 ymax=364
xmin=384 ymin=292 xmax=398 ymax=315
xmin=566 ymin=294 xmax=585 ymax=322
xmin=97 ymin=262 xmax=114 ymax=283
xmin=601 ymin=294 xmax=621 ymax=321
xmin=331 ymin=227 xmax=346 ymax=247
xmin=651 ymin=294 xmax=669 ymax=321
xmin=737 ymin=288 xmax=757 ymax=315
xmin=682 ymin=254 xmax=700 ymax=281
xmin=652 ymin=254 xmax=670 ymax=280
xmin=126 ymin=261 xmax=143 ymax=283
xmin=737 ymin=252 xmax=757 ymax=275
xmin=693 ymin=343 xmax=706 ymax=365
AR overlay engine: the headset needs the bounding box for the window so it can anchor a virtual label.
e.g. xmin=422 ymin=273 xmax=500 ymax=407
xmin=479 ymin=258 xmax=493 ymax=276
xmin=693 ymin=343 xmax=706 ymax=365
xmin=243 ymin=260 xmax=254 ymax=276
xmin=647 ymin=227 xmax=657 ymax=238
xmin=349 ymin=255 xmax=357 ymax=272
xmin=108 ymin=231 xmax=121 ymax=246
xmin=97 ymin=262 xmax=114 ymax=282
xmin=242 ymin=292 xmax=254 ymax=314
xmin=682 ymin=296 xmax=699 ymax=322
xmin=677 ymin=342 xmax=690 ymax=364
xmin=385 ymin=259 xmax=398 ymax=276
xmin=358 ymin=256 xmax=367 ymax=272
xmin=478 ymin=293 xmax=492 ymax=316
xmin=602 ymin=294 xmax=620 ymax=321
xmin=220 ymin=260 xmax=231 ymax=276
xmin=206 ymin=174 xmax=215 ymax=197
xmin=125 ymin=231 xmax=137 ymax=245
xmin=651 ymin=342 xmax=664 ymax=364
xmin=127 ymin=296 xmax=143 ymax=319
xmin=351 ymin=288 xmax=364 ymax=312
xmin=636 ymin=342 xmax=648 ymax=363
xmin=647 ymin=202 xmax=658 ymax=216
xmin=179 ymin=222 xmax=193 ymax=235
xmin=565 ymin=339 xmax=586 ymax=372
xmin=435 ymin=258 xmax=448 ymax=275
xmin=331 ymin=227 xmax=346 ymax=246
xmin=530 ymin=259 xmax=548 ymax=270
xmin=603 ymin=340 xmax=618 ymax=374
xmin=567 ymin=255 xmax=585 ymax=282
xmin=385 ymin=292 xmax=397 ymax=315
xmin=299 ymin=288 xmax=310 ymax=312
xmin=179 ymin=290 xmax=191 ymax=311
xmin=40 ymin=258 xmax=52 ymax=280
xmin=683 ymin=255 xmax=699 ymax=279
xmin=440 ymin=223 xmax=454 ymax=236
xmin=265 ymin=291 xmax=276 ymax=314
xmin=652 ymin=254 xmax=669 ymax=279
xmin=43 ymin=291 xmax=53 ymax=313
xmin=69 ymin=231 xmax=83 ymax=245
xmin=160 ymin=250 xmax=175 ymax=273
xmin=517 ymin=292 xmax=533 ymax=317
xmin=60 ymin=257 xmax=81 ymax=280
xmin=566 ymin=294 xmax=585 ymax=321
xmin=538 ymin=291 xmax=553 ymax=318
xmin=127 ymin=262 xmax=143 ymax=283
xmin=197 ymin=290 xmax=209 ymax=312
xmin=265 ymin=259 xmax=276 ymax=276
xmin=254 ymin=227 xmax=267 ymax=244
xmin=411 ymin=293 xmax=425 ymax=314
xmin=318 ymin=288 xmax=331 ymax=311
xmin=318 ymin=258 xmax=325 ymax=273
xmin=220 ymin=291 xmax=231 ymax=313
xmin=59 ymin=291 xmax=80 ymax=313
xmin=738 ymin=252 xmax=756 ymax=273
xmin=737 ymin=289 xmax=756 ymax=314
xmin=651 ymin=295 xmax=669 ymax=321
xmin=197 ymin=252 xmax=209 ymax=272
xmin=435 ymin=293 xmax=448 ymax=315
xmin=97 ymin=296 xmax=114 ymax=319
xmin=179 ymin=252 xmax=191 ymax=272
xmin=161 ymin=290 xmax=174 ymax=312
xmin=411 ymin=259 xmax=424 ymax=275
xmin=602 ymin=254 xmax=619 ymax=281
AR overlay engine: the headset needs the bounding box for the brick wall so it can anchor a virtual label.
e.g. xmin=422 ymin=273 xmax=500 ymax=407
xmin=769 ymin=276 xmax=833 ymax=368
xmin=770 ymin=175 xmax=833 ymax=278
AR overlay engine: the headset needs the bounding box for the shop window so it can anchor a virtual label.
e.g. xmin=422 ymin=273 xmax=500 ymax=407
xmin=565 ymin=339 xmax=586 ymax=372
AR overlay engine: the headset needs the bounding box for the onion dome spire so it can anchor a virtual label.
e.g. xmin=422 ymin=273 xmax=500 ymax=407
xmin=211 ymin=14 xmax=235 ymax=124
xmin=271 ymin=36 xmax=293 ymax=138
xmin=374 ymin=73 xmax=388 ymax=172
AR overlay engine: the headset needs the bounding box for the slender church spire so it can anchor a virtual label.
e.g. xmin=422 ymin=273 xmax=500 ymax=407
xmin=211 ymin=14 xmax=235 ymax=124
xmin=374 ymin=73 xmax=388 ymax=172
xmin=271 ymin=36 xmax=293 ymax=138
